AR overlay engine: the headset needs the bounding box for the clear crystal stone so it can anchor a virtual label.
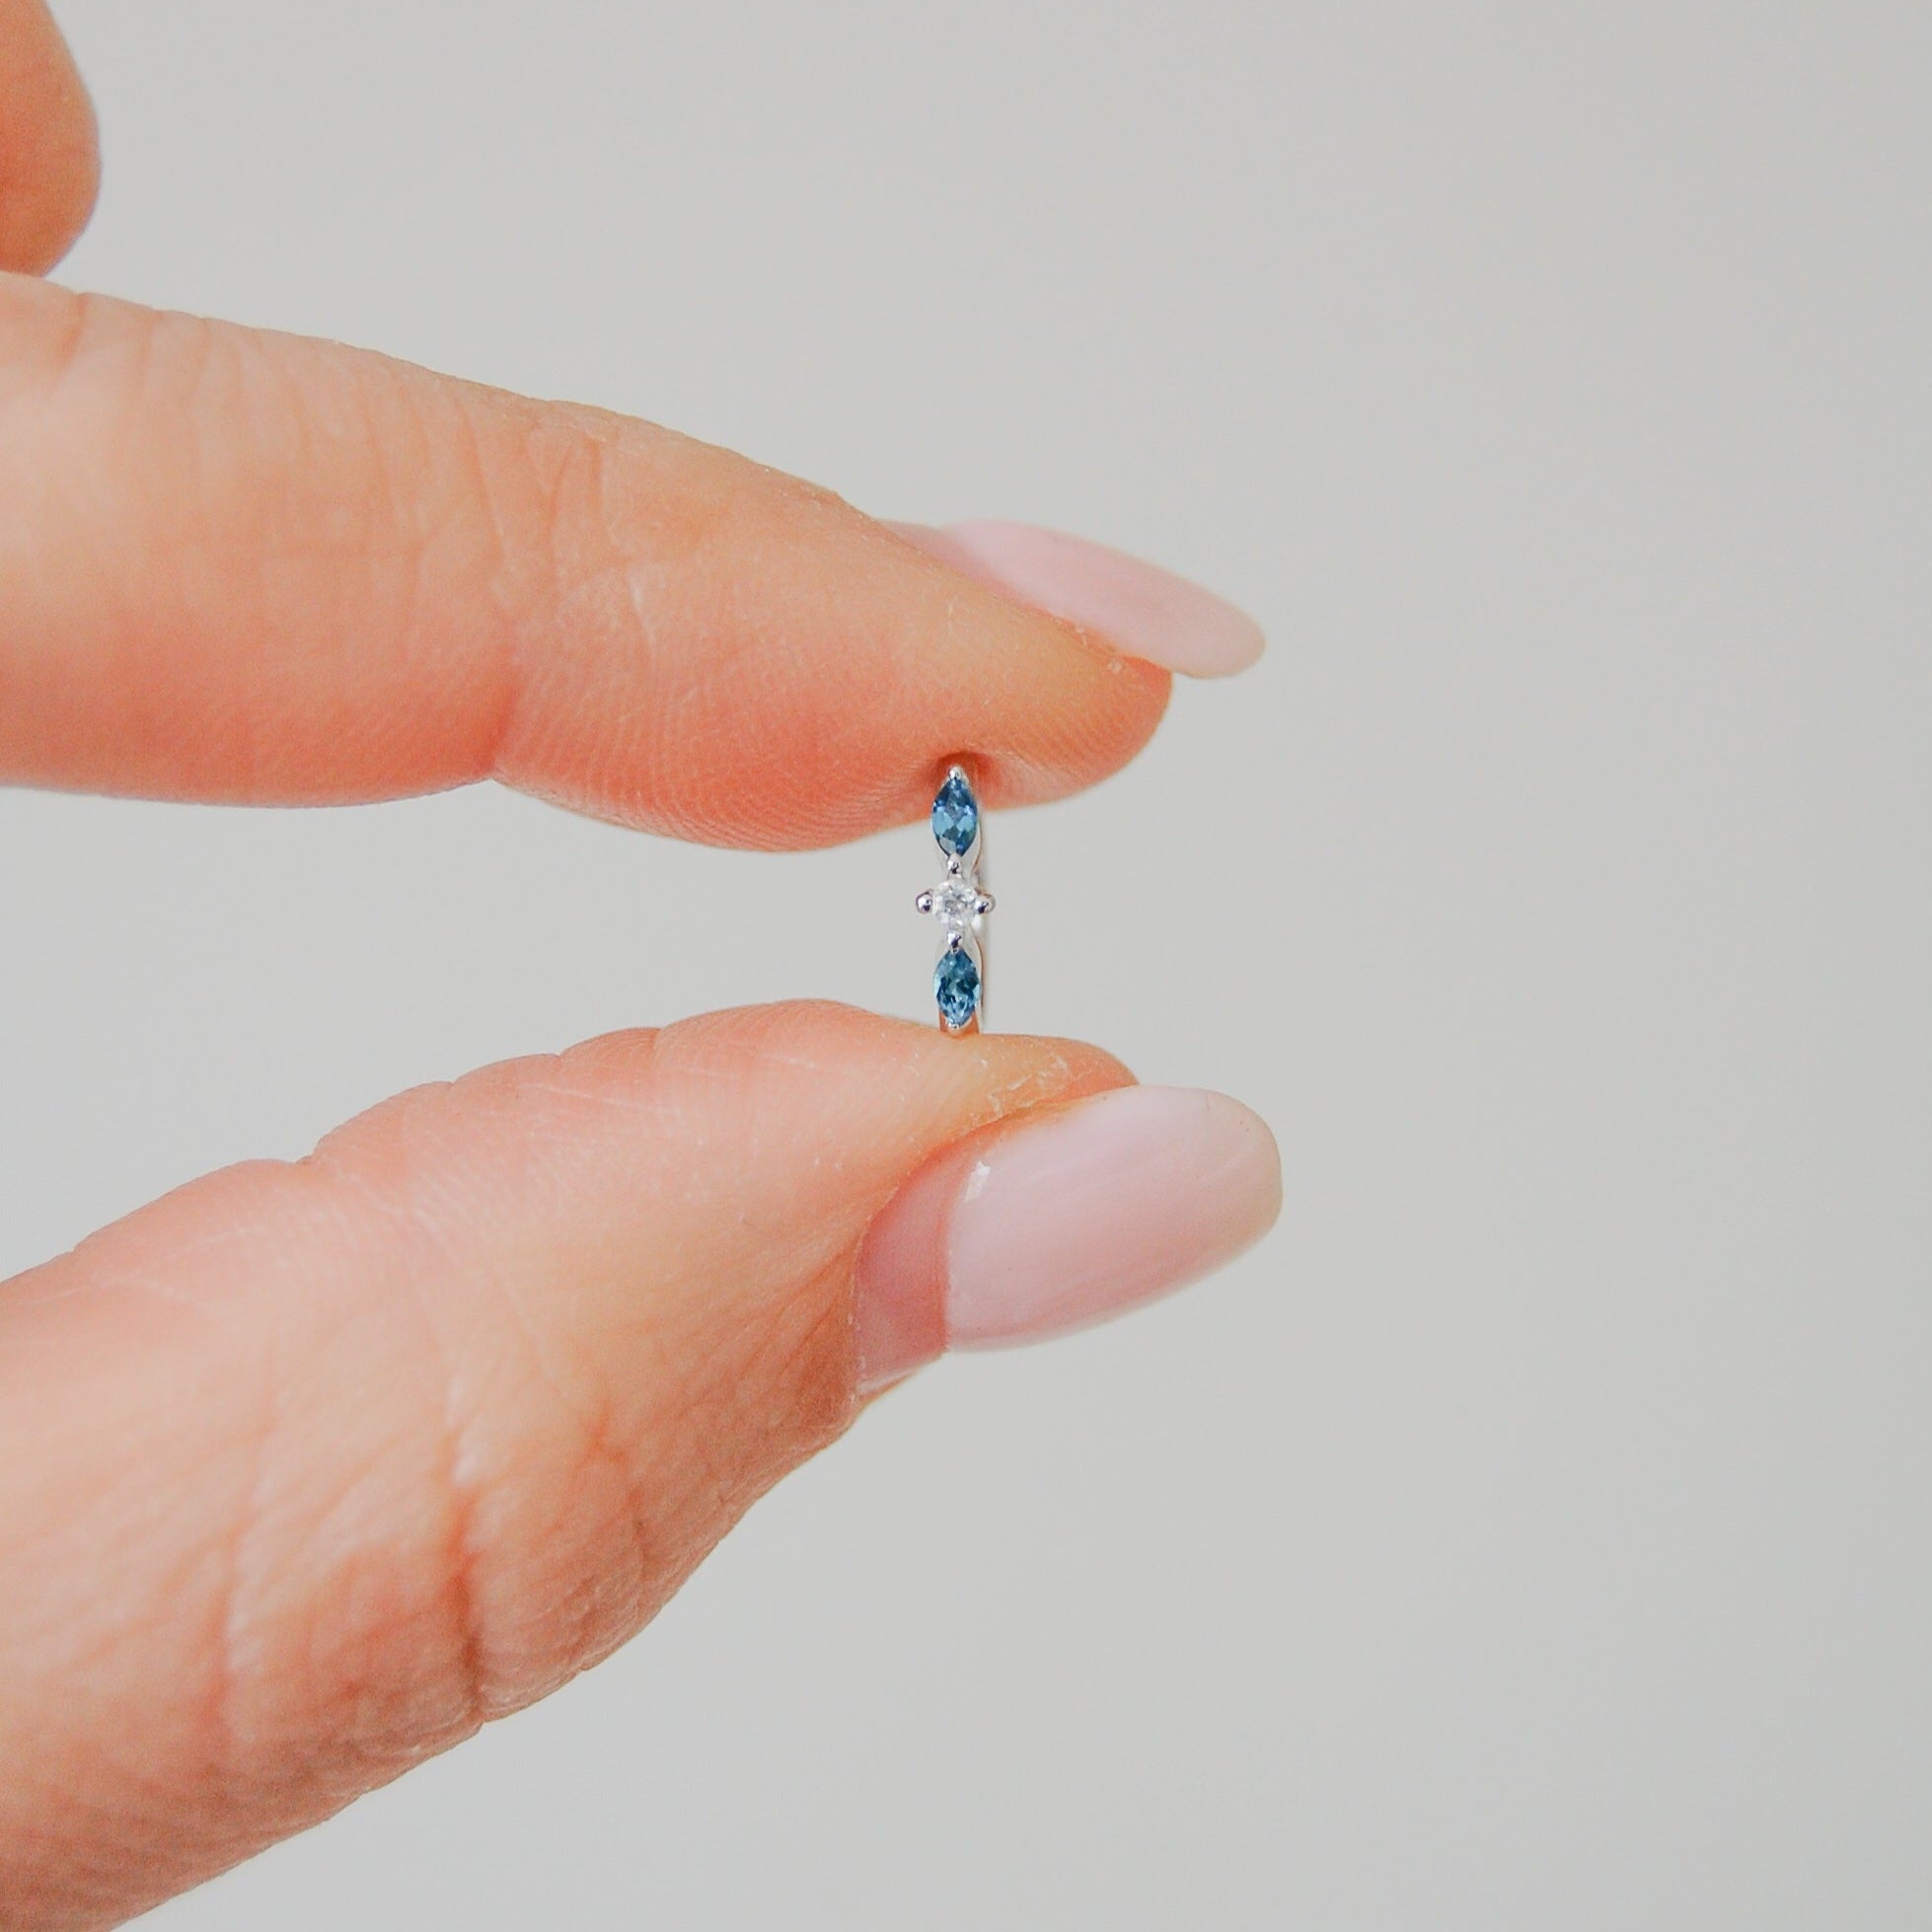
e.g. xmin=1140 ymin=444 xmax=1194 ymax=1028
xmin=928 ymin=876 xmax=982 ymax=936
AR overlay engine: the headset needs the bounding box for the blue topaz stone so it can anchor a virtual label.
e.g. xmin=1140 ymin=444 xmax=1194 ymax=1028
xmin=934 ymin=943 xmax=982 ymax=1031
xmin=931 ymin=770 xmax=979 ymax=856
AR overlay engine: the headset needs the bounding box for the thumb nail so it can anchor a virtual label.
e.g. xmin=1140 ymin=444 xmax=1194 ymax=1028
xmin=854 ymin=1084 xmax=1282 ymax=1392
xmin=891 ymin=520 xmax=1266 ymax=679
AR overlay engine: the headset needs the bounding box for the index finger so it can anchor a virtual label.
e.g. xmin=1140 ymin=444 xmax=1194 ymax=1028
xmin=0 ymin=275 xmax=1259 ymax=849
xmin=0 ymin=0 xmax=98 ymax=273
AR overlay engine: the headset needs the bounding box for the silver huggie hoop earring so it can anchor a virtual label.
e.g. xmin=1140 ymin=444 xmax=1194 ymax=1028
xmin=917 ymin=761 xmax=994 ymax=1034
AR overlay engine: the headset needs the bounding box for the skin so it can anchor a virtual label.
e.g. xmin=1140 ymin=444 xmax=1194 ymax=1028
xmin=0 ymin=0 xmax=95 ymax=276
xmin=0 ymin=18 xmax=1168 ymax=1925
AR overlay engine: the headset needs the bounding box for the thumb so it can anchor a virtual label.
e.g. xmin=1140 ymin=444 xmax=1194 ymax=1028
xmin=0 ymin=1002 xmax=1279 ymax=1927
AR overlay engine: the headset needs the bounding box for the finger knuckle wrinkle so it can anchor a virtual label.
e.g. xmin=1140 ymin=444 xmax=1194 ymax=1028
xmin=0 ymin=285 xmax=204 ymax=422
xmin=0 ymin=280 xmax=98 ymax=417
xmin=646 ymin=1263 xmax=855 ymax=1542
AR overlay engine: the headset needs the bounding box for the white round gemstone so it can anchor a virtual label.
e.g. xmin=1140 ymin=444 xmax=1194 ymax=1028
xmin=929 ymin=876 xmax=982 ymax=936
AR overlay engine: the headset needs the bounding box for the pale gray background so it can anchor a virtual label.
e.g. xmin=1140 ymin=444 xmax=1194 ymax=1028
xmin=4 ymin=1 xmax=1923 ymax=1925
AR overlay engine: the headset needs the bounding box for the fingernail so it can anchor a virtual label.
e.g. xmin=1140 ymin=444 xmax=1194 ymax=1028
xmin=854 ymin=1085 xmax=1282 ymax=1392
xmin=890 ymin=520 xmax=1266 ymax=678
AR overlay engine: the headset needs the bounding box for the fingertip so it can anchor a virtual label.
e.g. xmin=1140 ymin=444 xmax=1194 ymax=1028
xmin=0 ymin=0 xmax=102 ymax=275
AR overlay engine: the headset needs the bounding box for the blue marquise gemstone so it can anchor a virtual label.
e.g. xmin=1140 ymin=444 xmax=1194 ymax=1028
xmin=931 ymin=771 xmax=979 ymax=856
xmin=934 ymin=943 xmax=981 ymax=1029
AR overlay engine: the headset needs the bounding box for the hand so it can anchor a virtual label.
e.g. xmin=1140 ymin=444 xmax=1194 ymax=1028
xmin=0 ymin=9 xmax=1281 ymax=1924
